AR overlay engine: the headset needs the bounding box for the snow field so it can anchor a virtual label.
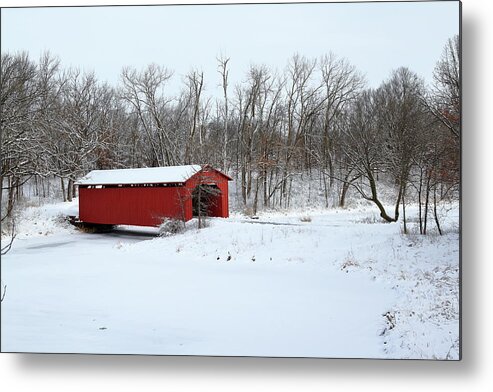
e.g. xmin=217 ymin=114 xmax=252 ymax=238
xmin=1 ymin=200 xmax=459 ymax=359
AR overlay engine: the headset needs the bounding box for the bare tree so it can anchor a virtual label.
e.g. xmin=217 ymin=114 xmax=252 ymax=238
xmin=0 ymin=45 xmax=459 ymax=222
xmin=234 ymin=65 xmax=273 ymax=206
xmin=428 ymin=35 xmax=460 ymax=140
xmin=275 ymin=55 xmax=324 ymax=208
xmin=120 ymin=64 xmax=176 ymax=166
xmin=376 ymin=68 xmax=427 ymax=225
xmin=409 ymin=112 xmax=457 ymax=235
xmin=183 ymin=69 xmax=205 ymax=164
xmin=1 ymin=52 xmax=39 ymax=219
xmin=339 ymin=90 xmax=392 ymax=219
xmin=308 ymin=53 xmax=365 ymax=206
xmin=46 ymin=70 xmax=118 ymax=201
xmin=1 ymin=52 xmax=62 ymax=219
xmin=217 ymin=56 xmax=230 ymax=172
xmin=336 ymin=68 xmax=426 ymax=223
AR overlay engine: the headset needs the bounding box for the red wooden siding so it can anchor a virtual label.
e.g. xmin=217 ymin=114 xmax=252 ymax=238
xmin=79 ymin=186 xmax=189 ymax=226
xmin=184 ymin=168 xmax=230 ymax=220
xmin=78 ymin=166 xmax=231 ymax=227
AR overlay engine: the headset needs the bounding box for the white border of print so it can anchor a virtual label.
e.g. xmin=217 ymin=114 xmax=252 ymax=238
xmin=1 ymin=0 xmax=492 ymax=391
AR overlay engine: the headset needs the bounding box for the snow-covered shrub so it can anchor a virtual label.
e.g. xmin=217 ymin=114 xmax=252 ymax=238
xmin=355 ymin=214 xmax=379 ymax=224
xmin=242 ymin=205 xmax=254 ymax=217
xmin=299 ymin=215 xmax=312 ymax=222
xmin=159 ymin=218 xmax=185 ymax=237
xmin=53 ymin=213 xmax=73 ymax=229
xmin=340 ymin=251 xmax=359 ymax=272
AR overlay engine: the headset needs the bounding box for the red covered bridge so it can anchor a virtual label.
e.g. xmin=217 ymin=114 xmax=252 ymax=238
xmin=75 ymin=165 xmax=232 ymax=227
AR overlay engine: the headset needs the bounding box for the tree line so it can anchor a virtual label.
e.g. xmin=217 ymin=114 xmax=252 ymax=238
xmin=1 ymin=35 xmax=459 ymax=234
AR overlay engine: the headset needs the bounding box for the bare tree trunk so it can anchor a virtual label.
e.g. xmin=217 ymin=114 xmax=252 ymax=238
xmin=328 ymin=154 xmax=334 ymax=188
xmin=34 ymin=175 xmax=39 ymax=197
xmin=393 ymin=182 xmax=404 ymax=223
xmin=0 ymin=175 xmax=3 ymax=220
xmin=263 ymin=169 xmax=268 ymax=208
xmin=67 ymin=179 xmax=73 ymax=202
xmin=323 ymin=173 xmax=330 ymax=208
xmin=15 ymin=178 xmax=21 ymax=204
xmin=418 ymin=169 xmax=423 ymax=234
xmin=367 ymin=170 xmax=397 ymax=222
xmin=423 ymin=174 xmax=431 ymax=235
xmin=433 ymin=186 xmax=443 ymax=235
xmin=218 ymin=57 xmax=230 ymax=172
xmin=184 ymin=71 xmax=204 ymax=164
xmin=7 ymin=177 xmax=15 ymax=219
xmin=253 ymin=176 xmax=260 ymax=215
xmin=241 ymin=166 xmax=247 ymax=206
xmin=402 ymin=187 xmax=407 ymax=234
xmin=61 ymin=177 xmax=66 ymax=202
xmin=287 ymin=178 xmax=293 ymax=209
xmin=339 ymin=181 xmax=350 ymax=208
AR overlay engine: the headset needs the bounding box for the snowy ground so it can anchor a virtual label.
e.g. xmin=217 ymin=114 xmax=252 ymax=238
xmin=0 ymin=199 xmax=459 ymax=359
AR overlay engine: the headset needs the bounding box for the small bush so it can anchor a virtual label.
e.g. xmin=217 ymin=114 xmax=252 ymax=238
xmin=242 ymin=206 xmax=254 ymax=217
xmin=54 ymin=213 xmax=73 ymax=228
xmin=159 ymin=218 xmax=185 ymax=237
xmin=299 ymin=215 xmax=312 ymax=222
xmin=340 ymin=251 xmax=359 ymax=271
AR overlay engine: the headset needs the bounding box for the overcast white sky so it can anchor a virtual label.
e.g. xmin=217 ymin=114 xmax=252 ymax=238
xmin=1 ymin=1 xmax=460 ymax=95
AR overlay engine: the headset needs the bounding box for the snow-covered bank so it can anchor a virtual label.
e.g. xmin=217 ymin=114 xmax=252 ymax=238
xmin=1 ymin=198 xmax=78 ymax=240
xmin=0 ymin=200 xmax=459 ymax=359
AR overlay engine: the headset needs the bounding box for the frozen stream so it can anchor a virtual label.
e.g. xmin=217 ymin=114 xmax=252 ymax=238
xmin=1 ymin=219 xmax=393 ymax=358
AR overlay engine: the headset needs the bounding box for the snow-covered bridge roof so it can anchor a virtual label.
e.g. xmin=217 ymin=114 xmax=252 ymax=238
xmin=76 ymin=165 xmax=202 ymax=185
